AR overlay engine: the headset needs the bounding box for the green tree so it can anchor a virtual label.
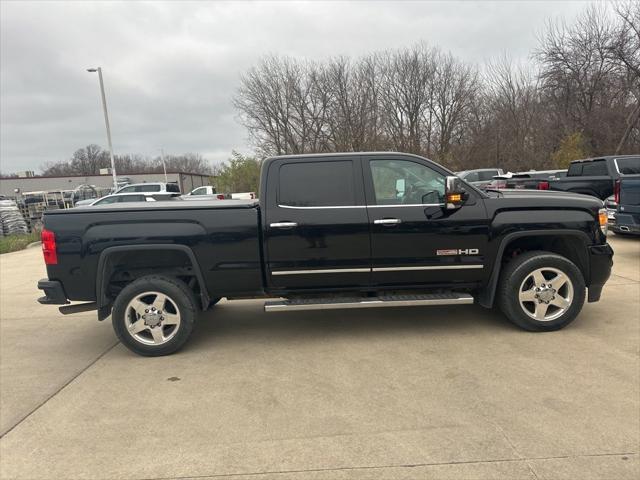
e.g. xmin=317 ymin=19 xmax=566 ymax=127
xmin=551 ymin=132 xmax=590 ymax=168
xmin=214 ymin=151 xmax=261 ymax=194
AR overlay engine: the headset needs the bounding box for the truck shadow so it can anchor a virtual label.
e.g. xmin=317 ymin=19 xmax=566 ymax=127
xmin=187 ymin=301 xmax=514 ymax=351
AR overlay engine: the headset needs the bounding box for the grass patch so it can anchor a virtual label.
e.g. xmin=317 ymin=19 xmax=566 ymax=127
xmin=0 ymin=231 xmax=40 ymax=255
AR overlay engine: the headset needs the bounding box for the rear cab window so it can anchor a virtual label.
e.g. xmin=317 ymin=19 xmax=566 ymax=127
xmin=568 ymin=159 xmax=609 ymax=177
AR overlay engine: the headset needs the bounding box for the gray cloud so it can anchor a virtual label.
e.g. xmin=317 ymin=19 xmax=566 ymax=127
xmin=1 ymin=0 xmax=590 ymax=173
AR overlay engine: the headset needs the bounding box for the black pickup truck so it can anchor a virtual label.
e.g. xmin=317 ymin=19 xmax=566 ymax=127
xmin=37 ymin=152 xmax=613 ymax=356
xmin=544 ymin=155 xmax=640 ymax=200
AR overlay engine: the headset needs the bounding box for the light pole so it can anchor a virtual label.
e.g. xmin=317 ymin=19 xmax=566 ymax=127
xmin=160 ymin=148 xmax=168 ymax=183
xmin=87 ymin=67 xmax=118 ymax=190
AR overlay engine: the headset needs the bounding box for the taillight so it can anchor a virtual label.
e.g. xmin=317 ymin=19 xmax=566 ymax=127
xmin=216 ymin=194 xmax=225 ymax=200
xmin=41 ymin=228 xmax=57 ymax=265
xmin=538 ymin=181 xmax=550 ymax=190
xmin=614 ymin=179 xmax=620 ymax=204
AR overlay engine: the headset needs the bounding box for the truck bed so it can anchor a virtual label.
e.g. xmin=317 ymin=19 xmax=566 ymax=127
xmin=43 ymin=200 xmax=264 ymax=302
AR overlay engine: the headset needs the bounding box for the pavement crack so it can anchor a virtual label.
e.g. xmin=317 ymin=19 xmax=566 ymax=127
xmin=130 ymin=452 xmax=638 ymax=480
xmin=0 ymin=340 xmax=119 ymax=439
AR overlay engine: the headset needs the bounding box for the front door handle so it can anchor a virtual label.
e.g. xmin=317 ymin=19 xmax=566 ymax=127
xmin=270 ymin=222 xmax=298 ymax=228
xmin=374 ymin=218 xmax=402 ymax=225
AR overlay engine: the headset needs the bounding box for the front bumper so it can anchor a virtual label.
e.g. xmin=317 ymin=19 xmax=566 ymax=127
xmin=586 ymin=244 xmax=614 ymax=302
xmin=37 ymin=279 xmax=69 ymax=305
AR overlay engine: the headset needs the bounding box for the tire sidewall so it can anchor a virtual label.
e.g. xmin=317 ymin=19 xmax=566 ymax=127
xmin=112 ymin=276 xmax=196 ymax=356
xmin=500 ymin=253 xmax=586 ymax=331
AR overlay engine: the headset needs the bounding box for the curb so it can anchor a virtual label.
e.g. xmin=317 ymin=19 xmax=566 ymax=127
xmin=27 ymin=241 xmax=42 ymax=249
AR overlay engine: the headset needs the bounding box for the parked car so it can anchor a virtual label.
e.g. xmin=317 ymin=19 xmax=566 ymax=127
xmin=457 ymin=168 xmax=504 ymax=189
xmin=185 ymin=186 xmax=217 ymax=196
xmin=230 ymin=192 xmax=256 ymax=200
xmin=485 ymin=170 xmax=567 ymax=191
xmin=544 ymin=155 xmax=640 ymax=200
xmin=81 ymin=193 xmax=159 ymax=207
xmin=37 ymin=152 xmax=613 ymax=356
xmin=611 ymin=174 xmax=640 ymax=235
xmin=115 ymin=182 xmax=181 ymax=194
xmin=182 ymin=186 xmax=228 ymax=200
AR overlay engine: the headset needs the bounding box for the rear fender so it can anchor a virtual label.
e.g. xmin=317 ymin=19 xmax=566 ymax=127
xmin=95 ymin=244 xmax=210 ymax=320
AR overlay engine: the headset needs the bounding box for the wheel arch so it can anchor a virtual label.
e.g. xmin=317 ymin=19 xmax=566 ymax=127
xmin=478 ymin=230 xmax=592 ymax=308
xmin=96 ymin=244 xmax=210 ymax=319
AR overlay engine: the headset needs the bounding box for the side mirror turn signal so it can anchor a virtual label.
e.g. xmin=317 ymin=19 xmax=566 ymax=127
xmin=445 ymin=176 xmax=465 ymax=210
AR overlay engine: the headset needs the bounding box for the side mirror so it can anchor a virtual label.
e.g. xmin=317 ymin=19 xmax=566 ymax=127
xmin=445 ymin=176 xmax=465 ymax=210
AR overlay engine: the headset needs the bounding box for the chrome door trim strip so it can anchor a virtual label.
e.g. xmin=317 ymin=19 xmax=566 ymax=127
xmin=372 ymin=265 xmax=484 ymax=272
xmin=278 ymin=204 xmax=366 ymax=209
xmin=271 ymin=264 xmax=483 ymax=276
xmin=271 ymin=268 xmax=370 ymax=276
xmin=277 ymin=203 xmax=444 ymax=209
xmin=368 ymin=203 xmax=444 ymax=208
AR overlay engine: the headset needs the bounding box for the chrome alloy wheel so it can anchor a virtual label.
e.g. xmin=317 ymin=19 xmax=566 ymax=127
xmin=518 ymin=267 xmax=574 ymax=322
xmin=125 ymin=291 xmax=181 ymax=345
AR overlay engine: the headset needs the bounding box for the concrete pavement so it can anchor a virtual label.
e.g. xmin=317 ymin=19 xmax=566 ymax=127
xmin=0 ymin=235 xmax=638 ymax=479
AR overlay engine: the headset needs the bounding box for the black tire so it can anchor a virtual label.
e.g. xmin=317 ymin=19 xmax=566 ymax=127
xmin=112 ymin=275 xmax=198 ymax=356
xmin=498 ymin=250 xmax=585 ymax=332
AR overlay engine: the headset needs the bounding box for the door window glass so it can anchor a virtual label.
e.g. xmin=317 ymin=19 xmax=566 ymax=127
xmin=191 ymin=187 xmax=206 ymax=195
xmin=279 ymin=161 xmax=356 ymax=207
xmin=135 ymin=184 xmax=162 ymax=192
xmin=95 ymin=196 xmax=118 ymax=205
xmin=370 ymin=159 xmax=445 ymax=205
xmin=478 ymin=170 xmax=496 ymax=181
xmin=117 ymin=195 xmax=146 ymax=202
xmin=462 ymin=171 xmax=479 ymax=182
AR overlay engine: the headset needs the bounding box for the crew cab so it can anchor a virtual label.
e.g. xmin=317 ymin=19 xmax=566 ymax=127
xmin=545 ymin=155 xmax=640 ymax=199
xmin=37 ymin=152 xmax=613 ymax=356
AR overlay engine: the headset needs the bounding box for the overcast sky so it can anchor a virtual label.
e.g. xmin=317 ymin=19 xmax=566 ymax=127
xmin=1 ymin=0 xmax=592 ymax=173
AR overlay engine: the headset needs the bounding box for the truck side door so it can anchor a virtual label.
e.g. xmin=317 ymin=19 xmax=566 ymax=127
xmin=264 ymin=156 xmax=371 ymax=291
xmin=363 ymin=155 xmax=489 ymax=287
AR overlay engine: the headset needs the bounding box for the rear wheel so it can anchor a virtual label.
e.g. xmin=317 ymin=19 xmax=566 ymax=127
xmin=112 ymin=275 xmax=197 ymax=356
xmin=498 ymin=251 xmax=585 ymax=331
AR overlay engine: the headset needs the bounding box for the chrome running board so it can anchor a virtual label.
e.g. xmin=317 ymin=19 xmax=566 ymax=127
xmin=264 ymin=293 xmax=474 ymax=312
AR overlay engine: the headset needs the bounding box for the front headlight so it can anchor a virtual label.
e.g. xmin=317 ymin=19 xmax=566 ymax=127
xmin=598 ymin=208 xmax=608 ymax=235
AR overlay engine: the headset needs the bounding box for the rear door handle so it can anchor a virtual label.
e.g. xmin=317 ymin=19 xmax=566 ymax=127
xmin=270 ymin=222 xmax=298 ymax=228
xmin=374 ymin=218 xmax=402 ymax=225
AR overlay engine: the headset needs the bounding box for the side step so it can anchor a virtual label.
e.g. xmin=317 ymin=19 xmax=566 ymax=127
xmin=264 ymin=293 xmax=474 ymax=312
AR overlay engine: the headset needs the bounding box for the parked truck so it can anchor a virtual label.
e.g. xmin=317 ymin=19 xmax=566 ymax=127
xmin=543 ymin=155 xmax=640 ymax=200
xmin=37 ymin=152 xmax=613 ymax=356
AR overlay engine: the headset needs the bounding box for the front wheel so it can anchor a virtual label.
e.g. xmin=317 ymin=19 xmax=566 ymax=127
xmin=112 ymin=275 xmax=198 ymax=356
xmin=498 ymin=251 xmax=585 ymax=331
